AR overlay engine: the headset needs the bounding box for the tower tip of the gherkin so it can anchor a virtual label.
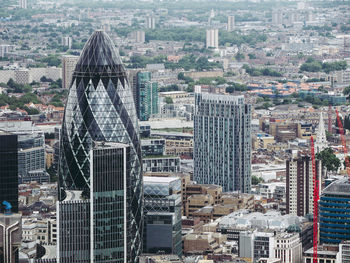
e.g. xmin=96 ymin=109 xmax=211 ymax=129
xmin=76 ymin=29 xmax=123 ymax=67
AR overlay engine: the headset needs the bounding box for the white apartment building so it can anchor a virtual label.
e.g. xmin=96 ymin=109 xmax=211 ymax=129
xmin=206 ymin=28 xmax=219 ymax=49
xmin=62 ymin=55 xmax=79 ymax=89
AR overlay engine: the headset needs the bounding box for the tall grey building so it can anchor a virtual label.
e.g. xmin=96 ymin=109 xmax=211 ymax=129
xmin=58 ymin=30 xmax=142 ymax=262
xmin=0 ymin=121 xmax=48 ymax=184
xmin=146 ymin=16 xmax=156 ymax=29
xmin=206 ymin=28 xmax=219 ymax=49
xmin=143 ymin=176 xmax=182 ymax=258
xmin=58 ymin=142 xmax=131 ymax=262
xmin=194 ymin=87 xmax=251 ymax=193
xmin=227 ymin=15 xmax=235 ymax=31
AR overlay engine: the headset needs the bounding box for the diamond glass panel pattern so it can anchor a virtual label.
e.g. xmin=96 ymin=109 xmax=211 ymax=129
xmin=59 ymin=30 xmax=142 ymax=262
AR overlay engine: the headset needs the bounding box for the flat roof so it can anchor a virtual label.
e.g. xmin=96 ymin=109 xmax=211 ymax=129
xmin=93 ymin=141 xmax=129 ymax=149
xmin=143 ymin=176 xmax=179 ymax=184
xmin=324 ymin=177 xmax=350 ymax=195
xmin=0 ymin=121 xmax=41 ymax=134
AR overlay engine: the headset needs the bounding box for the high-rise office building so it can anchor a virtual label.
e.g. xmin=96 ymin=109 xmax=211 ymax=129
xmin=286 ymin=155 xmax=321 ymax=216
xmin=59 ymin=30 xmax=142 ymax=262
xmin=227 ymin=15 xmax=235 ymax=32
xmin=143 ymin=176 xmax=182 ymax=258
xmin=146 ymin=16 xmax=156 ymax=29
xmin=61 ymin=36 xmax=72 ymax=49
xmin=0 ymin=132 xmax=21 ymax=263
xmin=58 ymin=142 xmax=131 ymax=262
xmin=0 ymin=132 xmax=18 ymax=214
xmin=206 ymin=28 xmax=219 ymax=49
xmin=136 ymin=71 xmax=158 ymax=121
xmin=62 ymin=55 xmax=79 ymax=89
xmin=0 ymin=122 xmax=47 ymax=184
xmin=194 ymin=87 xmax=251 ymax=193
xmin=19 ymin=0 xmax=27 ymax=9
xmin=319 ymin=178 xmax=350 ymax=244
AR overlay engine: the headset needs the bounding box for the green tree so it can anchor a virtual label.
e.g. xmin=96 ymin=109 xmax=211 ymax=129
xmin=235 ymin=52 xmax=245 ymax=61
xmin=165 ymin=97 xmax=173 ymax=104
xmin=252 ymin=176 xmax=264 ymax=185
xmin=343 ymin=86 xmax=350 ymax=96
xmin=248 ymin=53 xmax=256 ymax=59
xmin=316 ymin=148 xmax=341 ymax=175
xmin=23 ymin=106 xmax=40 ymax=115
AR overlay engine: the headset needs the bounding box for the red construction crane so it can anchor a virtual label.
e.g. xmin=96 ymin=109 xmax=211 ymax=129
xmin=310 ymin=136 xmax=319 ymax=263
xmin=335 ymin=109 xmax=350 ymax=180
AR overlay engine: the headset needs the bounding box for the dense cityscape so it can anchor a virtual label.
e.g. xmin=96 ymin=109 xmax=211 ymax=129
xmin=0 ymin=0 xmax=350 ymax=262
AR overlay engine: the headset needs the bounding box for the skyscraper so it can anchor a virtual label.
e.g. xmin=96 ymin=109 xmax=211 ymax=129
xmin=286 ymin=155 xmax=321 ymax=216
xmin=136 ymin=71 xmax=158 ymax=121
xmin=146 ymin=16 xmax=156 ymax=29
xmin=194 ymin=87 xmax=251 ymax=193
xmin=59 ymin=30 xmax=142 ymax=262
xmin=0 ymin=132 xmax=21 ymax=263
xmin=206 ymin=29 xmax=219 ymax=49
xmin=227 ymin=15 xmax=235 ymax=32
xmin=62 ymin=55 xmax=79 ymax=89
xmin=0 ymin=121 xmax=47 ymax=184
xmin=319 ymin=178 xmax=350 ymax=244
xmin=58 ymin=142 xmax=131 ymax=262
xmin=0 ymin=132 xmax=18 ymax=214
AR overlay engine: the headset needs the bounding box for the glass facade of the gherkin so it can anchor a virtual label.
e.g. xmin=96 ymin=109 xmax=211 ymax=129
xmin=59 ymin=30 xmax=142 ymax=262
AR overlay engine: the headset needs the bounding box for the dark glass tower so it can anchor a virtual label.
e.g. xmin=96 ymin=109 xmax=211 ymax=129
xmin=59 ymin=30 xmax=142 ymax=262
xmin=0 ymin=132 xmax=20 ymax=263
xmin=0 ymin=132 xmax=18 ymax=213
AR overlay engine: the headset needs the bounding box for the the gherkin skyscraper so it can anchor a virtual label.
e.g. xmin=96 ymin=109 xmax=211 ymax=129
xmin=58 ymin=30 xmax=142 ymax=263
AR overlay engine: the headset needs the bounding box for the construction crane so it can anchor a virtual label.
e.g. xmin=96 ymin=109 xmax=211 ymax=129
xmin=310 ymin=136 xmax=319 ymax=263
xmin=335 ymin=109 xmax=350 ymax=180
xmin=311 ymin=109 xmax=350 ymax=263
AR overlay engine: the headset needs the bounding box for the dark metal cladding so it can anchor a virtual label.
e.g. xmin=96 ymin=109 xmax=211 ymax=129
xmin=59 ymin=30 xmax=143 ymax=262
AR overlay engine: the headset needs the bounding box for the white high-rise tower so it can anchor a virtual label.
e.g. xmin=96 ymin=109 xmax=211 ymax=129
xmin=315 ymin=112 xmax=327 ymax=153
xmin=206 ymin=29 xmax=219 ymax=49
xmin=227 ymin=15 xmax=235 ymax=32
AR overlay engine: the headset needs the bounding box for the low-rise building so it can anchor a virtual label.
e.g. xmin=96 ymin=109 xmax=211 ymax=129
xmin=186 ymin=194 xmax=214 ymax=217
xmin=183 ymin=232 xmax=226 ymax=255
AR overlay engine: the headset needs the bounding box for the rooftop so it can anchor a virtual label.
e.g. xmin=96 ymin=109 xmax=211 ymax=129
xmin=218 ymin=210 xmax=302 ymax=230
xmin=0 ymin=121 xmax=41 ymax=134
xmin=144 ymin=176 xmax=180 ymax=184
xmin=323 ymin=177 xmax=350 ymax=195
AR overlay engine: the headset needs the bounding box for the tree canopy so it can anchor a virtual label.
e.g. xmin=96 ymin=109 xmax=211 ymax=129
xmin=300 ymin=58 xmax=347 ymax=73
xmin=316 ymin=147 xmax=341 ymax=173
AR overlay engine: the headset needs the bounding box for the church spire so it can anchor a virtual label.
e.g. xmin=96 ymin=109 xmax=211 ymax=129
xmin=315 ymin=112 xmax=327 ymax=153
